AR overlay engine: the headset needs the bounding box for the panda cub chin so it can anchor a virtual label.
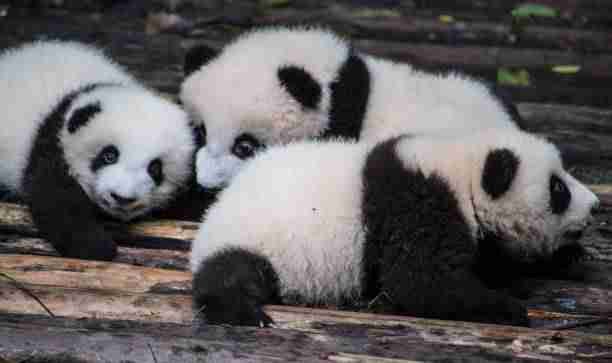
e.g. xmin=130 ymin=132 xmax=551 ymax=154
xmin=181 ymin=26 xmax=522 ymax=190
xmin=190 ymin=129 xmax=599 ymax=327
xmin=0 ymin=41 xmax=196 ymax=261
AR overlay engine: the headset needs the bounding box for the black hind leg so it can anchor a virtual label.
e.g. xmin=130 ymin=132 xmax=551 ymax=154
xmin=192 ymin=247 xmax=281 ymax=327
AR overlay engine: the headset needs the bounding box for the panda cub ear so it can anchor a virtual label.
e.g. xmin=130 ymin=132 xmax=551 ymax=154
xmin=67 ymin=102 xmax=102 ymax=134
xmin=184 ymin=44 xmax=219 ymax=77
xmin=482 ymin=148 xmax=520 ymax=199
xmin=277 ymin=66 xmax=322 ymax=109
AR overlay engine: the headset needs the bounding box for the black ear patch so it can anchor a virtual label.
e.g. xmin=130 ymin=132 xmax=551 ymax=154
xmin=184 ymin=44 xmax=219 ymax=77
xmin=67 ymin=102 xmax=102 ymax=133
xmin=325 ymin=52 xmax=370 ymax=140
xmin=482 ymin=148 xmax=520 ymax=199
xmin=277 ymin=66 xmax=322 ymax=109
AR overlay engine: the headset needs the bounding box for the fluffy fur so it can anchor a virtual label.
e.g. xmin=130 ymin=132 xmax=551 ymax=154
xmin=190 ymin=129 xmax=599 ymax=327
xmin=0 ymin=41 xmax=195 ymax=260
xmin=180 ymin=27 xmax=520 ymax=189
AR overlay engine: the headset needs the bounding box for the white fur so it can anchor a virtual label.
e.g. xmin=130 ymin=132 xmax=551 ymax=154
xmin=191 ymin=139 xmax=369 ymax=304
xmin=180 ymin=27 xmax=517 ymax=188
xmin=0 ymin=41 xmax=195 ymax=220
xmin=191 ymin=130 xmax=599 ymax=304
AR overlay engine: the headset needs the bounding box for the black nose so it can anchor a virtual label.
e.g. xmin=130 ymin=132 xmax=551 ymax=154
xmin=110 ymin=193 xmax=137 ymax=206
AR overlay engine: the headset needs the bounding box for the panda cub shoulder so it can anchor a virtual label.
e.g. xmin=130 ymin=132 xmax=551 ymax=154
xmin=190 ymin=129 xmax=599 ymax=327
xmin=180 ymin=26 xmax=522 ymax=189
xmin=0 ymin=41 xmax=196 ymax=260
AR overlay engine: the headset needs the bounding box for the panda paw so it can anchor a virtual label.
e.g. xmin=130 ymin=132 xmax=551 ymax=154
xmin=55 ymin=238 xmax=117 ymax=261
xmin=485 ymin=295 xmax=529 ymax=327
xmin=198 ymin=301 xmax=275 ymax=327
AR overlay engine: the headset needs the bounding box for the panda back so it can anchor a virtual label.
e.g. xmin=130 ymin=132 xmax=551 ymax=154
xmin=0 ymin=41 xmax=136 ymax=192
xmin=359 ymin=56 xmax=517 ymax=142
xmin=191 ymin=140 xmax=369 ymax=305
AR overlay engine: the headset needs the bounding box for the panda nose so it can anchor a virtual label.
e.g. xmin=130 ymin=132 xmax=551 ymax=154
xmin=111 ymin=193 xmax=137 ymax=206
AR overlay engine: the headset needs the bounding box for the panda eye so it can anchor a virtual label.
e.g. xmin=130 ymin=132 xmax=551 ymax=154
xmin=91 ymin=145 xmax=119 ymax=171
xmin=550 ymin=174 xmax=571 ymax=214
xmin=193 ymin=124 xmax=206 ymax=147
xmin=101 ymin=146 xmax=119 ymax=164
xmin=148 ymin=158 xmax=164 ymax=186
xmin=232 ymin=134 xmax=262 ymax=160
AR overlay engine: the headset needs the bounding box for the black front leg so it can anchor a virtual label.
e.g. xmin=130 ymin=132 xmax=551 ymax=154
xmin=192 ymin=247 xmax=281 ymax=327
xmin=380 ymin=263 xmax=528 ymax=326
xmin=25 ymin=160 xmax=116 ymax=261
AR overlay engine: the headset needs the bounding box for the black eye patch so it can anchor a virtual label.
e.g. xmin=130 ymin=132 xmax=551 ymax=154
xmin=232 ymin=134 xmax=262 ymax=160
xmin=91 ymin=145 xmax=119 ymax=172
xmin=67 ymin=102 xmax=101 ymax=133
xmin=148 ymin=158 xmax=164 ymax=186
xmin=550 ymin=174 xmax=571 ymax=214
xmin=482 ymin=148 xmax=519 ymax=199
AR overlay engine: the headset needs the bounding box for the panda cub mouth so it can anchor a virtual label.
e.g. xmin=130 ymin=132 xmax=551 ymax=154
xmin=99 ymin=197 xmax=147 ymax=221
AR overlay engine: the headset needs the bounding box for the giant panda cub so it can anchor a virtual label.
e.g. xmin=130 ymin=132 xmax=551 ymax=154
xmin=0 ymin=41 xmax=195 ymax=261
xmin=190 ymin=129 xmax=599 ymax=327
xmin=181 ymin=26 xmax=522 ymax=189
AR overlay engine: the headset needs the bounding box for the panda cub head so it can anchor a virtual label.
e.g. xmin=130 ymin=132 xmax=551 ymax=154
xmin=401 ymin=129 xmax=599 ymax=261
xmin=61 ymin=85 xmax=195 ymax=221
xmin=181 ymin=27 xmax=369 ymax=189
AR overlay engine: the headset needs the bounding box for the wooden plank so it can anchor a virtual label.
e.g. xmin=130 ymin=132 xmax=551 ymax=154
xmin=255 ymin=7 xmax=612 ymax=53
xmin=2 ymin=8 xmax=612 ymax=107
xmin=1 ymin=263 xmax=611 ymax=332
xmin=2 ymin=310 xmax=612 ymax=363
xmin=0 ymin=202 xmax=198 ymax=244
xmin=0 ymin=235 xmax=190 ymax=270
xmin=0 ymin=254 xmax=190 ymax=293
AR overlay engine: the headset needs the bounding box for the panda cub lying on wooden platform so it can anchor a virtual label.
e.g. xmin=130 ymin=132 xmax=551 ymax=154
xmin=181 ymin=26 xmax=522 ymax=190
xmin=0 ymin=41 xmax=196 ymax=261
xmin=190 ymin=130 xmax=598 ymax=327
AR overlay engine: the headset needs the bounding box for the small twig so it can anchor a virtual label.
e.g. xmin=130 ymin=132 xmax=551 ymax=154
xmin=148 ymin=343 xmax=159 ymax=363
xmin=541 ymin=317 xmax=611 ymax=331
xmin=0 ymin=272 xmax=55 ymax=317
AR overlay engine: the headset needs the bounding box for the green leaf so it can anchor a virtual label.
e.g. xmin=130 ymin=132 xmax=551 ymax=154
xmin=551 ymin=65 xmax=581 ymax=74
xmin=511 ymin=3 xmax=558 ymax=19
xmin=497 ymin=68 xmax=531 ymax=87
xmin=438 ymin=15 xmax=455 ymax=23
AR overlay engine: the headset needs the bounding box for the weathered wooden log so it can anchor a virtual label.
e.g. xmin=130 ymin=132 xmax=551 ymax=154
xmin=0 ymin=254 xmax=191 ymax=293
xmin=1 ymin=8 xmax=612 ymax=107
xmin=0 ymin=235 xmax=190 ymax=270
xmin=2 ymin=310 xmax=612 ymax=363
xmin=1 ymin=258 xmax=612 ymax=333
xmin=0 ymin=202 xmax=198 ymax=248
xmin=0 ymin=279 xmax=193 ymax=323
xmin=254 ymin=6 xmax=612 ymax=53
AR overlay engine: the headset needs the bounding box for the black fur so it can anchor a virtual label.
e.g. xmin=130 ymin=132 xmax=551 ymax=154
xmin=361 ymin=137 xmax=527 ymax=326
xmin=22 ymin=83 xmax=118 ymax=261
xmin=66 ymin=102 xmax=101 ymax=133
xmin=324 ymin=53 xmax=370 ymax=140
xmin=482 ymin=148 xmax=520 ymax=200
xmin=192 ymin=247 xmax=281 ymax=326
xmin=475 ymin=233 xmax=586 ymax=289
xmin=550 ymin=174 xmax=571 ymax=214
xmin=184 ymin=44 xmax=219 ymax=77
xmin=277 ymin=66 xmax=322 ymax=109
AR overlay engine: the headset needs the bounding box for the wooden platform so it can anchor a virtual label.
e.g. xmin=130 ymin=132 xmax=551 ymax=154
xmin=1 ymin=1 xmax=612 ymax=362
